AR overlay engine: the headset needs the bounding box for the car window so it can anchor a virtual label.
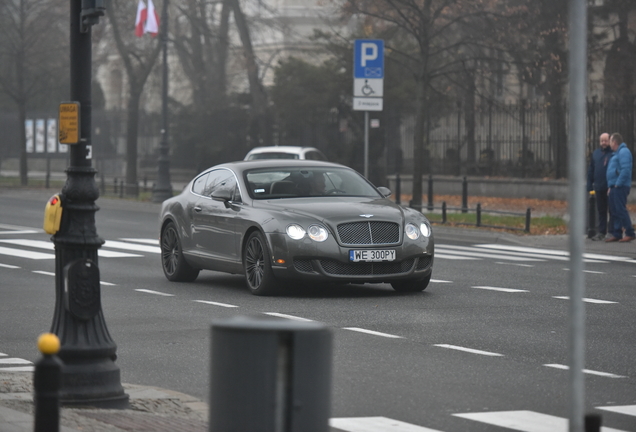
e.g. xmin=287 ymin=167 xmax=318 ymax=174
xmin=305 ymin=151 xmax=326 ymax=161
xmin=192 ymin=173 xmax=209 ymax=195
xmin=247 ymin=152 xmax=299 ymax=160
xmin=245 ymin=167 xmax=380 ymax=199
xmin=204 ymin=169 xmax=237 ymax=197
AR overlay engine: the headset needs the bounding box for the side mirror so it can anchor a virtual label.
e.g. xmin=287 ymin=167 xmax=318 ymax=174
xmin=377 ymin=186 xmax=392 ymax=198
xmin=212 ymin=189 xmax=233 ymax=208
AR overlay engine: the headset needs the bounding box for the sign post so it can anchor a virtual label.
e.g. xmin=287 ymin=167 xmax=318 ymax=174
xmin=353 ymin=39 xmax=384 ymax=178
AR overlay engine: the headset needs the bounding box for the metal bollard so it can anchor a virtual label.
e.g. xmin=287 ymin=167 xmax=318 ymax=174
xmin=476 ymin=203 xmax=481 ymax=227
xmin=461 ymin=176 xmax=468 ymax=213
xmin=143 ymin=177 xmax=147 ymax=192
xmin=587 ymin=191 xmax=597 ymax=238
xmin=395 ymin=173 xmax=401 ymax=205
xmin=442 ymin=201 xmax=447 ymax=224
xmin=114 ymin=178 xmax=118 ymax=195
xmin=427 ymin=174 xmax=434 ymax=211
xmin=585 ymin=413 xmax=602 ymax=432
xmin=210 ymin=316 xmax=332 ymax=432
xmin=119 ymin=180 xmax=124 ymax=198
xmin=524 ymin=208 xmax=531 ymax=233
xmin=34 ymin=333 xmax=62 ymax=432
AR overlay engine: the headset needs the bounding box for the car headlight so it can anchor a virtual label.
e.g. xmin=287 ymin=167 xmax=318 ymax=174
xmin=420 ymin=222 xmax=431 ymax=238
xmin=286 ymin=224 xmax=306 ymax=240
xmin=405 ymin=223 xmax=420 ymax=240
xmin=307 ymin=225 xmax=328 ymax=242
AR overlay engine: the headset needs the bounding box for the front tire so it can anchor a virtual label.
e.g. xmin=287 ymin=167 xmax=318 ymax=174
xmin=161 ymin=222 xmax=199 ymax=282
xmin=391 ymin=273 xmax=431 ymax=292
xmin=243 ymin=231 xmax=279 ymax=296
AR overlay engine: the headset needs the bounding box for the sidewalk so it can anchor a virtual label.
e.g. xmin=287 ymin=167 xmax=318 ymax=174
xmin=0 ymin=372 xmax=208 ymax=432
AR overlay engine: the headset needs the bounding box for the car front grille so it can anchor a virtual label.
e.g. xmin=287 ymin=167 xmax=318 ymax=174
xmin=319 ymin=258 xmax=415 ymax=276
xmin=416 ymin=255 xmax=433 ymax=270
xmin=336 ymin=222 xmax=400 ymax=246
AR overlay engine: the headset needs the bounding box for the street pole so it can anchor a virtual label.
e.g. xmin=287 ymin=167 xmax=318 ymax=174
xmin=364 ymin=111 xmax=369 ymax=178
xmin=567 ymin=0 xmax=587 ymax=430
xmin=50 ymin=0 xmax=128 ymax=408
xmin=152 ymin=0 xmax=173 ymax=202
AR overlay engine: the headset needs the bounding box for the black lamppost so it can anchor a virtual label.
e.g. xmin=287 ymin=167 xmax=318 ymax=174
xmin=151 ymin=0 xmax=173 ymax=202
xmin=50 ymin=0 xmax=128 ymax=408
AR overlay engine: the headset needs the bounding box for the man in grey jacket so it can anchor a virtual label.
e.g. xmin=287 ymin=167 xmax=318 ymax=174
xmin=605 ymin=133 xmax=635 ymax=242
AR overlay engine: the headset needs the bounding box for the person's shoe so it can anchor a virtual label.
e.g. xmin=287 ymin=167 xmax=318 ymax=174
xmin=605 ymin=236 xmax=619 ymax=242
xmin=591 ymin=233 xmax=605 ymax=241
xmin=618 ymin=236 xmax=635 ymax=242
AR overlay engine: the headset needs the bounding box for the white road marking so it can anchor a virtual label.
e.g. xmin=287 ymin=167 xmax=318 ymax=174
xmin=97 ymin=250 xmax=143 ymax=258
xmin=434 ymin=344 xmax=503 ymax=357
xmin=0 ymin=223 xmax=41 ymax=234
xmin=495 ymin=262 xmax=535 ymax=267
xmin=0 ymin=246 xmax=53 ymax=260
xmin=472 ymin=286 xmax=529 ymax=293
xmin=561 ymin=268 xmax=607 ymax=274
xmin=552 ymin=296 xmax=617 ymax=304
xmin=119 ymin=238 xmax=159 ymax=245
xmin=453 ymin=410 xmax=627 ymax=432
xmin=434 ymin=253 xmax=479 ymax=260
xmin=0 ymin=263 xmax=20 ymax=269
xmin=597 ymin=405 xmax=636 ymax=416
xmin=104 ymin=240 xmax=160 ymax=254
xmin=476 ymin=244 xmax=622 ymax=263
xmin=435 ymin=247 xmax=544 ymax=262
xmin=439 ymin=244 xmax=559 ymax=261
xmin=430 ymin=279 xmax=453 ymax=283
xmin=265 ymin=312 xmax=313 ymax=321
xmin=135 ymin=289 xmax=174 ymax=297
xmin=0 ymin=358 xmax=32 ymax=365
xmin=330 ymin=416 xmax=443 ymax=432
xmin=0 ymin=353 xmax=6 ymax=357
xmin=32 ymin=271 xmax=55 ymax=276
xmin=543 ymin=364 xmax=625 ymax=378
xmin=0 ymin=239 xmax=142 ymax=258
xmin=195 ymin=300 xmax=238 ymax=308
xmin=0 ymin=366 xmax=35 ymax=372
xmin=343 ymin=327 xmax=403 ymax=339
xmin=100 ymin=281 xmax=116 ymax=286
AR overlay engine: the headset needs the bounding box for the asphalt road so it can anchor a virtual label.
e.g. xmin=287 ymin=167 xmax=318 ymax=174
xmin=1 ymin=188 xmax=635 ymax=431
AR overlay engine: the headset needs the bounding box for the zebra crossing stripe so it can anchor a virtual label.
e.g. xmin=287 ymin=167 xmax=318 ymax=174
xmin=597 ymin=405 xmax=636 ymax=416
xmin=434 ymin=253 xmax=480 ymax=261
xmin=0 ymin=246 xmax=53 ymax=260
xmin=104 ymin=240 xmax=160 ymax=254
xmin=330 ymin=416 xmax=443 ymax=432
xmin=435 ymin=247 xmax=544 ymax=262
xmin=0 ymin=358 xmax=32 ymax=365
xmin=0 ymin=366 xmax=34 ymax=372
xmin=453 ymin=410 xmax=628 ymax=432
xmin=0 ymin=239 xmax=142 ymax=258
xmin=119 ymin=238 xmax=159 ymax=245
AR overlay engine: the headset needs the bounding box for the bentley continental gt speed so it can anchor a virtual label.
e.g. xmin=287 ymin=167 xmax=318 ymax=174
xmin=159 ymin=160 xmax=434 ymax=295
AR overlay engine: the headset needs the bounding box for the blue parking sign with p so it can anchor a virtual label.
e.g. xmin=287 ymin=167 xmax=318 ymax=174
xmin=354 ymin=39 xmax=384 ymax=79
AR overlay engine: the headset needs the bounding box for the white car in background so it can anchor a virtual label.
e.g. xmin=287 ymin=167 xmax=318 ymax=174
xmin=244 ymin=146 xmax=327 ymax=161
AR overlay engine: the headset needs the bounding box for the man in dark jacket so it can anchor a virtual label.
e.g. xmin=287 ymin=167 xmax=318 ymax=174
xmin=587 ymin=132 xmax=612 ymax=240
xmin=605 ymin=132 xmax=635 ymax=242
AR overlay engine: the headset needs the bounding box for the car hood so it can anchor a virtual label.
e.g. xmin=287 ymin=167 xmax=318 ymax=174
xmin=257 ymin=197 xmax=407 ymax=225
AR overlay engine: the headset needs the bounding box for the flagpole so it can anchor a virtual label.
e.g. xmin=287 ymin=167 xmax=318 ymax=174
xmin=152 ymin=0 xmax=172 ymax=202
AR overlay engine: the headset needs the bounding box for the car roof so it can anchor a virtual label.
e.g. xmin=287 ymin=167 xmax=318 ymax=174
xmin=245 ymin=146 xmax=321 ymax=154
xmin=210 ymin=159 xmax=347 ymax=175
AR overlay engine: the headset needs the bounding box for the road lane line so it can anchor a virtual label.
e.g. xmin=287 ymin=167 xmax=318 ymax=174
xmin=135 ymin=289 xmax=174 ymax=297
xmin=544 ymin=364 xmax=625 ymax=378
xmin=0 ymin=246 xmax=53 ymax=260
xmin=195 ymin=300 xmax=238 ymax=308
xmin=495 ymin=262 xmax=535 ymax=268
xmin=100 ymin=281 xmax=116 ymax=286
xmin=343 ymin=328 xmax=403 ymax=339
xmin=330 ymin=416 xmax=443 ymax=432
xmin=435 ymin=247 xmax=544 ymax=262
xmin=597 ymin=405 xmax=636 ymax=416
xmin=0 ymin=367 xmax=35 ymax=372
xmin=0 ymin=358 xmax=32 ymax=365
xmin=454 ymin=410 xmax=628 ymax=432
xmin=0 ymin=263 xmax=20 ymax=269
xmin=552 ymin=296 xmax=617 ymax=304
xmin=476 ymin=244 xmax=619 ymax=263
xmin=32 ymin=271 xmax=55 ymax=276
xmin=119 ymin=238 xmax=159 ymax=245
xmin=430 ymin=279 xmax=453 ymax=283
xmin=0 ymin=353 xmax=6 ymax=357
xmin=265 ymin=312 xmax=313 ymax=321
xmin=0 ymin=239 xmax=142 ymax=258
xmin=472 ymin=286 xmax=529 ymax=293
xmin=104 ymin=240 xmax=161 ymax=254
xmin=434 ymin=344 xmax=503 ymax=357
xmin=434 ymin=253 xmax=479 ymax=260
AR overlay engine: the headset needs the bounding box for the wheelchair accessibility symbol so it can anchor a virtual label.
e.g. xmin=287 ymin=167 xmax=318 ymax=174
xmin=361 ymin=80 xmax=374 ymax=96
xmin=354 ymin=78 xmax=383 ymax=97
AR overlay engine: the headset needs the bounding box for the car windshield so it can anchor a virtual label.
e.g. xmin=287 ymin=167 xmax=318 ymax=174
xmin=245 ymin=167 xmax=381 ymax=199
xmin=247 ymin=152 xmax=300 ymax=160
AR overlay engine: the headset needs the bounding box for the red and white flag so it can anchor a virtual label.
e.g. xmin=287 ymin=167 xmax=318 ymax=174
xmin=134 ymin=0 xmax=147 ymax=37
xmin=144 ymin=0 xmax=160 ymax=37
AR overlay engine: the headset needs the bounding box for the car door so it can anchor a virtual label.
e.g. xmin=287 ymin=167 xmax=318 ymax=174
xmin=191 ymin=169 xmax=239 ymax=265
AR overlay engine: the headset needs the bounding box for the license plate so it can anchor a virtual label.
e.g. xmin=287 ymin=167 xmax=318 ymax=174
xmin=349 ymin=249 xmax=396 ymax=262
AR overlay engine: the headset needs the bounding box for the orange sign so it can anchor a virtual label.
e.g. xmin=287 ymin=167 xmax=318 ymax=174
xmin=58 ymin=102 xmax=80 ymax=144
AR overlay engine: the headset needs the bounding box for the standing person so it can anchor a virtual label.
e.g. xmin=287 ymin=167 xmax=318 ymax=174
xmin=587 ymin=132 xmax=612 ymax=240
xmin=605 ymin=132 xmax=635 ymax=242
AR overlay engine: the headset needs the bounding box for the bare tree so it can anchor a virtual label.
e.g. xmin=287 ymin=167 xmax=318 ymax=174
xmin=106 ymin=0 xmax=161 ymax=196
xmin=0 ymin=0 xmax=67 ymax=184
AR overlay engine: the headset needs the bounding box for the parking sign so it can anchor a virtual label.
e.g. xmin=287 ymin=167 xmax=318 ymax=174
xmin=354 ymin=40 xmax=384 ymax=79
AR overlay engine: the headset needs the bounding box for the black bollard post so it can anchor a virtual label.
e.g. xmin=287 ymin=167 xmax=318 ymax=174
xmin=442 ymin=201 xmax=447 ymax=224
xmin=143 ymin=176 xmax=147 ymax=192
xmin=119 ymin=179 xmax=124 ymax=198
xmin=114 ymin=178 xmax=118 ymax=195
xmin=525 ymin=208 xmax=531 ymax=233
xmin=587 ymin=192 xmax=597 ymax=238
xmin=210 ymin=316 xmax=332 ymax=432
xmin=585 ymin=413 xmax=602 ymax=432
xmin=427 ymin=174 xmax=434 ymax=211
xmin=34 ymin=333 xmax=62 ymax=432
xmin=461 ymin=176 xmax=468 ymax=213
xmin=395 ymin=173 xmax=401 ymax=205
xmin=476 ymin=203 xmax=481 ymax=227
